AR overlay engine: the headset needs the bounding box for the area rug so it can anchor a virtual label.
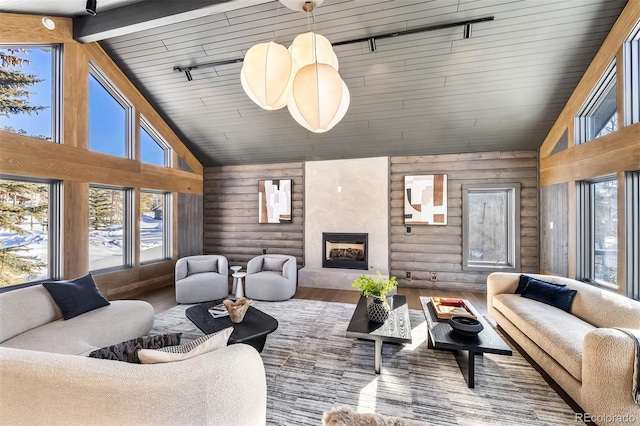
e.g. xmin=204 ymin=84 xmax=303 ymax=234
xmin=150 ymin=299 xmax=577 ymax=426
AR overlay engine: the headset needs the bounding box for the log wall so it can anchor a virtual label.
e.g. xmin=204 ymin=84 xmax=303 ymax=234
xmin=203 ymin=163 xmax=304 ymax=269
xmin=389 ymin=151 xmax=539 ymax=292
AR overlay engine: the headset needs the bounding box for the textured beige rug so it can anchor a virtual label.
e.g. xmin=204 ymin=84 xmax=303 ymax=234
xmin=323 ymin=406 xmax=427 ymax=425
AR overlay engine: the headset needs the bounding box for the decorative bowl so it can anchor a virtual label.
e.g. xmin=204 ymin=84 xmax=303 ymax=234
xmin=449 ymin=316 xmax=484 ymax=336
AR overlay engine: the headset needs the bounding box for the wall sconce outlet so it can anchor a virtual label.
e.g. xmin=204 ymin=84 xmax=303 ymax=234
xmin=405 ymin=271 xmax=412 ymax=280
xmin=431 ymin=272 xmax=437 ymax=282
xmin=262 ymin=248 xmax=267 ymax=254
xmin=405 ymin=226 xmax=412 ymax=235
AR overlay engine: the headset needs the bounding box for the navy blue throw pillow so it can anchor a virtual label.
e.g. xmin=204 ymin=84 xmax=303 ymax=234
xmin=520 ymin=278 xmax=577 ymax=312
xmin=515 ymin=275 xmax=567 ymax=294
xmin=42 ymin=274 xmax=110 ymax=320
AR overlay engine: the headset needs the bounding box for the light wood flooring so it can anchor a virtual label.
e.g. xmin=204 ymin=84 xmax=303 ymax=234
xmin=133 ymin=284 xmax=488 ymax=317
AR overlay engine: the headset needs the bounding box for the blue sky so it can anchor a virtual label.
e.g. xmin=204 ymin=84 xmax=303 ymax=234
xmin=2 ymin=47 xmax=165 ymax=165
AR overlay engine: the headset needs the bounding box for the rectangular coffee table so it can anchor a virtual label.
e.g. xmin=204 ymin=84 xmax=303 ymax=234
xmin=185 ymin=299 xmax=278 ymax=352
xmin=420 ymin=296 xmax=511 ymax=388
xmin=346 ymin=295 xmax=412 ymax=374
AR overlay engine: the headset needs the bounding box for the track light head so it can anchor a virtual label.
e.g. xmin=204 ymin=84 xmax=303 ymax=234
xmin=86 ymin=0 xmax=97 ymax=16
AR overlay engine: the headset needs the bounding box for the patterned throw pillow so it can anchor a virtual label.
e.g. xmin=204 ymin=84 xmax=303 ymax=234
xmin=138 ymin=327 xmax=233 ymax=364
xmin=187 ymin=258 xmax=218 ymax=275
xmin=262 ymin=257 xmax=287 ymax=273
xmin=88 ymin=333 xmax=182 ymax=363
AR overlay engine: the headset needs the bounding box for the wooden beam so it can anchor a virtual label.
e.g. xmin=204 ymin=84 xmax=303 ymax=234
xmin=0 ymin=13 xmax=73 ymax=43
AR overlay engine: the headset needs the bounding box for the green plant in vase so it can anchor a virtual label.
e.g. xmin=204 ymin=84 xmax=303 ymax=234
xmin=351 ymin=272 xmax=398 ymax=323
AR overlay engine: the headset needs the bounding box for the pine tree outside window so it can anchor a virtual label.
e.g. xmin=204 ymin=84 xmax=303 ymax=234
xmin=0 ymin=45 xmax=60 ymax=141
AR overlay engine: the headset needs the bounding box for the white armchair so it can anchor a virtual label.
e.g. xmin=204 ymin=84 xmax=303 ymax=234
xmin=175 ymin=255 xmax=228 ymax=304
xmin=245 ymin=255 xmax=297 ymax=301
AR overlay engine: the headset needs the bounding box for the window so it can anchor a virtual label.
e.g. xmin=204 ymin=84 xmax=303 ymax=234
xmin=0 ymin=45 xmax=60 ymax=141
xmin=0 ymin=177 xmax=61 ymax=286
xmin=89 ymin=186 xmax=132 ymax=271
xmin=623 ymin=20 xmax=640 ymax=126
xmin=462 ymin=183 xmax=521 ymax=271
xmin=577 ymin=177 xmax=618 ymax=288
xmin=625 ymin=171 xmax=639 ymax=300
xmin=575 ymin=61 xmax=617 ymax=144
xmin=140 ymin=191 xmax=171 ymax=263
xmin=88 ymin=64 xmax=132 ymax=158
xmin=140 ymin=118 xmax=171 ymax=166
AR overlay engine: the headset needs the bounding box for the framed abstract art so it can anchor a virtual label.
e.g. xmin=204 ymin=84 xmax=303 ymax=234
xmin=258 ymin=179 xmax=292 ymax=223
xmin=404 ymin=174 xmax=447 ymax=225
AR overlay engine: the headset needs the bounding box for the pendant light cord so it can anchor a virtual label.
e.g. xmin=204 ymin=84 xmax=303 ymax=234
xmin=274 ymin=1 xmax=281 ymax=42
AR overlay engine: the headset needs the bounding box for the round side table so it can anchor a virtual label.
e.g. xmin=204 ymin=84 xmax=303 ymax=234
xmin=232 ymin=272 xmax=247 ymax=298
xmin=230 ymin=266 xmax=242 ymax=294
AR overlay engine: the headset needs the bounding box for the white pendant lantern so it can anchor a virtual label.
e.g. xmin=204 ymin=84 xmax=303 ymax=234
xmin=289 ymin=32 xmax=339 ymax=70
xmin=287 ymin=62 xmax=350 ymax=133
xmin=240 ymin=41 xmax=293 ymax=110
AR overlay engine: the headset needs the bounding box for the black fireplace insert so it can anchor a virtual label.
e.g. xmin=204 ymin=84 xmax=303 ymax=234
xmin=322 ymin=232 xmax=368 ymax=270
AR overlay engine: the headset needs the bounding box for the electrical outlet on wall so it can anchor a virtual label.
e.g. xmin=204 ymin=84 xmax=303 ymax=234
xmin=405 ymin=271 xmax=412 ymax=280
xmin=262 ymin=248 xmax=267 ymax=254
xmin=431 ymin=272 xmax=437 ymax=282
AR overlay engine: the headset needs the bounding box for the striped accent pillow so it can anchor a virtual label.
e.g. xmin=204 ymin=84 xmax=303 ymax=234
xmin=138 ymin=327 xmax=233 ymax=364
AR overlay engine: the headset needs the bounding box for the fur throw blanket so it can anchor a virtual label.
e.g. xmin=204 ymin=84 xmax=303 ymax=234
xmin=323 ymin=406 xmax=426 ymax=426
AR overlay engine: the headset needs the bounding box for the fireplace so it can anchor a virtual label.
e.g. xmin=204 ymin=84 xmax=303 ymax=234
xmin=322 ymin=233 xmax=368 ymax=270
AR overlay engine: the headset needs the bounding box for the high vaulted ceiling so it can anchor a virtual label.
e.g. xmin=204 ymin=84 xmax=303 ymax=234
xmin=1 ymin=0 xmax=628 ymax=166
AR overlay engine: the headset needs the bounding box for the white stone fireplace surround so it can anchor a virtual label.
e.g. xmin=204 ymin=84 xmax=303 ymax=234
xmin=299 ymin=157 xmax=390 ymax=290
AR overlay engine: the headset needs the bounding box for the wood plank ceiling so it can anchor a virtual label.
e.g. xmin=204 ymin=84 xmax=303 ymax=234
xmin=3 ymin=0 xmax=629 ymax=166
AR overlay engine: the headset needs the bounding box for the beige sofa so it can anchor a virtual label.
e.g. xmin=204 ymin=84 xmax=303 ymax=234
xmin=487 ymin=273 xmax=640 ymax=425
xmin=0 ymin=284 xmax=267 ymax=425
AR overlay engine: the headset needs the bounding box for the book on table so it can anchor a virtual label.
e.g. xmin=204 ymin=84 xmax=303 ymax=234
xmin=208 ymin=303 xmax=229 ymax=318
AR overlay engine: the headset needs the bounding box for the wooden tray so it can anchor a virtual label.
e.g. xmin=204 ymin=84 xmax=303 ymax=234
xmin=431 ymin=297 xmax=477 ymax=320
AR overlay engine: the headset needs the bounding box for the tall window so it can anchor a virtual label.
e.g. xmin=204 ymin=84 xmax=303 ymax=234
xmin=626 ymin=171 xmax=640 ymax=300
xmin=140 ymin=191 xmax=171 ymax=263
xmin=0 ymin=45 xmax=60 ymax=141
xmin=140 ymin=118 xmax=170 ymax=166
xmin=577 ymin=177 xmax=618 ymax=288
xmin=623 ymin=20 xmax=640 ymax=126
xmin=462 ymin=183 xmax=521 ymax=271
xmin=88 ymin=64 xmax=132 ymax=158
xmin=89 ymin=186 xmax=132 ymax=271
xmin=575 ymin=62 xmax=617 ymax=144
xmin=0 ymin=177 xmax=60 ymax=286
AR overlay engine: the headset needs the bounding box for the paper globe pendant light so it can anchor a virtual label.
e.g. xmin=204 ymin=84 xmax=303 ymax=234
xmin=287 ymin=62 xmax=350 ymax=133
xmin=289 ymin=32 xmax=338 ymax=70
xmin=240 ymin=41 xmax=293 ymax=110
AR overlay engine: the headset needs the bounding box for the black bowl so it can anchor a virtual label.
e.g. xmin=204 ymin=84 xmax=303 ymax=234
xmin=449 ymin=316 xmax=484 ymax=336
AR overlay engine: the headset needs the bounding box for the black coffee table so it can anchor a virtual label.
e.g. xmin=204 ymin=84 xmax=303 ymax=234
xmin=346 ymin=295 xmax=412 ymax=374
xmin=420 ymin=296 xmax=512 ymax=388
xmin=185 ymin=299 xmax=278 ymax=352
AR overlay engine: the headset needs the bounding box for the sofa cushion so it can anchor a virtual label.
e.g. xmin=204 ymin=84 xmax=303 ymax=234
xmin=0 ymin=285 xmax=62 ymax=344
xmin=138 ymin=327 xmax=233 ymax=364
xmin=187 ymin=258 xmax=217 ymax=275
xmin=42 ymin=274 xmax=110 ymax=320
xmin=262 ymin=257 xmax=287 ymax=273
xmin=88 ymin=333 xmax=182 ymax=363
xmin=0 ymin=300 xmax=154 ymax=355
xmin=515 ymin=275 xmax=566 ymax=294
xmin=520 ymin=278 xmax=577 ymax=312
xmin=493 ymin=293 xmax=595 ymax=382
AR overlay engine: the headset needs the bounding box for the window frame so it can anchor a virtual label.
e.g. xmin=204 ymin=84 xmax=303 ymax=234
xmin=625 ymin=171 xmax=640 ymax=300
xmin=0 ymin=44 xmax=62 ymax=143
xmin=139 ymin=190 xmax=172 ymax=264
xmin=462 ymin=183 xmax=521 ymax=272
xmin=139 ymin=116 xmax=172 ymax=167
xmin=576 ymin=175 xmax=619 ymax=290
xmin=623 ymin=20 xmax=640 ymax=126
xmin=575 ymin=60 xmax=617 ymax=144
xmin=0 ymin=174 xmax=62 ymax=285
xmin=88 ymin=62 xmax=134 ymax=159
xmin=88 ymin=184 xmax=134 ymax=273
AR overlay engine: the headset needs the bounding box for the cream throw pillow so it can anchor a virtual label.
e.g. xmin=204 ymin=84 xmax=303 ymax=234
xmin=138 ymin=327 xmax=233 ymax=364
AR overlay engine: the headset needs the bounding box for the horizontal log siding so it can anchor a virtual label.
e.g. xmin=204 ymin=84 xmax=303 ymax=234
xmin=203 ymin=163 xmax=304 ymax=269
xmin=390 ymin=151 xmax=539 ymax=291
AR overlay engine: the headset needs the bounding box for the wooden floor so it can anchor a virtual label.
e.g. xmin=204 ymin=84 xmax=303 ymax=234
xmin=134 ymin=284 xmax=488 ymax=316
